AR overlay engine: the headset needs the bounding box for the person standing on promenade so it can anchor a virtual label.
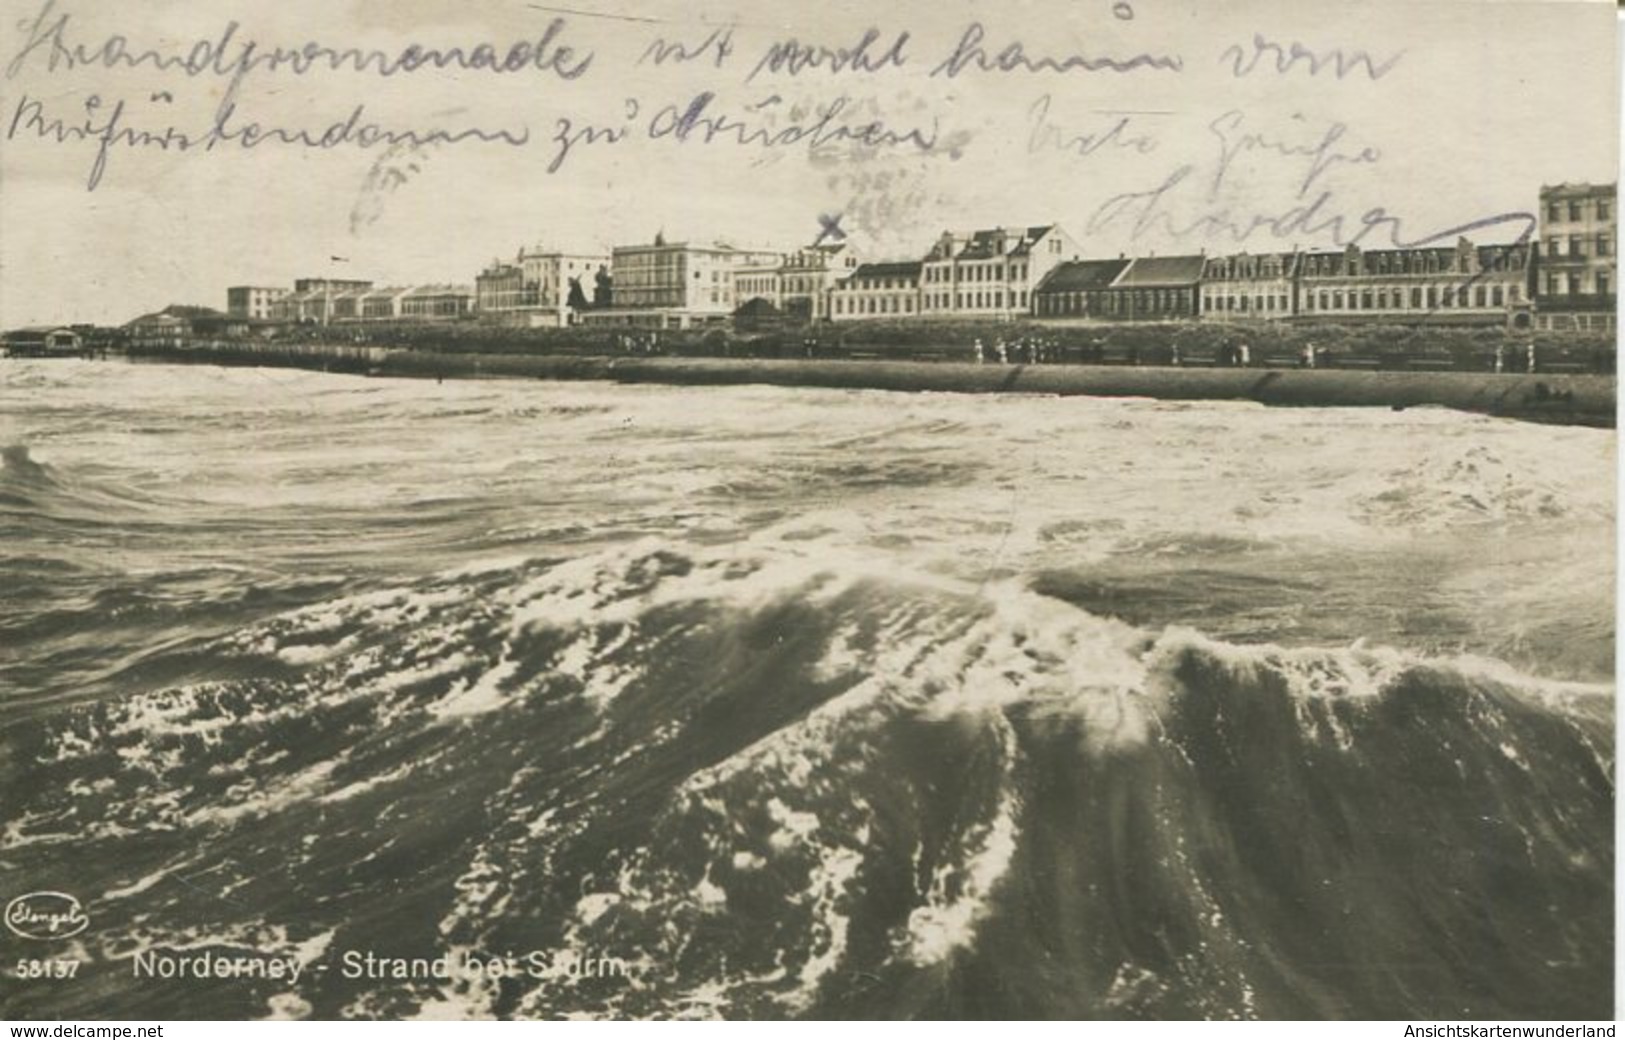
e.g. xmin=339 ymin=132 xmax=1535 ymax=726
xmin=1238 ymin=341 xmax=1251 ymax=367
xmin=1526 ymin=341 xmax=1537 ymax=374
xmin=1170 ymin=343 xmax=1182 ymax=367
xmin=1494 ymin=343 xmax=1506 ymax=373
xmin=974 ymin=338 xmax=985 ymax=364
xmin=996 ymin=338 xmax=1009 ymax=365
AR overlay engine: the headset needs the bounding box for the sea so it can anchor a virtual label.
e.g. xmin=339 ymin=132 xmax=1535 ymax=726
xmin=0 ymin=359 xmax=1614 ymax=1020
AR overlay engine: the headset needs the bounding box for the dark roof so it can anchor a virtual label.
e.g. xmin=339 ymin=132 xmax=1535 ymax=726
xmin=1113 ymin=255 xmax=1206 ymax=287
xmin=956 ymin=226 xmax=1055 ymax=260
xmin=1035 ymin=259 xmax=1131 ymax=294
xmin=2 ymin=326 xmax=80 ymax=341
xmin=850 ymin=261 xmax=922 ymax=281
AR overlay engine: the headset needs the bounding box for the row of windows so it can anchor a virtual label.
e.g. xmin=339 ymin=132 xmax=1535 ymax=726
xmin=831 ymin=295 xmax=918 ymax=316
xmin=1544 ymin=234 xmax=1614 ymax=258
xmin=1546 ymin=198 xmax=1614 ymax=223
xmin=922 ymin=290 xmax=1031 ymax=310
xmin=1546 ymin=272 xmax=1613 ymax=296
xmin=923 ymin=263 xmax=1030 ymax=283
xmin=1305 ymin=285 xmax=1505 ymax=310
xmin=1033 ymin=290 xmax=1194 ymax=314
xmin=1205 ymin=294 xmax=1291 ymax=313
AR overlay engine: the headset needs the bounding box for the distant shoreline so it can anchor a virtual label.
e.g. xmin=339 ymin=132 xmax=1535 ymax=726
xmin=99 ymin=343 xmax=1619 ymax=428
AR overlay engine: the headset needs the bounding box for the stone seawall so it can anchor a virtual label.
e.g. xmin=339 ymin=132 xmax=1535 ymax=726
xmin=127 ymin=342 xmax=1617 ymax=427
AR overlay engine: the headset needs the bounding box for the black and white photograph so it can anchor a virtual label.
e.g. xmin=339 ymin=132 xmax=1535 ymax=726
xmin=0 ymin=0 xmax=1617 ymax=1025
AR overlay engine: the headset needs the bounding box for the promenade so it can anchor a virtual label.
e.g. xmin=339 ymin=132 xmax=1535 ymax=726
xmin=116 ymin=340 xmax=1617 ymax=428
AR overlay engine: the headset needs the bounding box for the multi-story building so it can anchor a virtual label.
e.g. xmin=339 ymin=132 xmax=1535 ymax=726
xmin=919 ymin=225 xmax=1081 ymax=320
xmin=829 ymin=261 xmax=923 ymax=321
xmin=587 ymin=237 xmax=780 ymax=328
xmin=1201 ymin=253 xmax=1299 ymax=321
xmin=1536 ymin=183 xmax=1616 ymax=331
xmin=1297 ymin=240 xmax=1533 ymax=327
xmin=729 ymin=242 xmax=865 ymax=323
xmin=734 ymin=263 xmax=783 ymax=312
xmin=475 ymin=262 xmax=530 ymax=314
xmin=225 ymin=286 xmax=289 ymax=321
xmin=1031 ymin=259 xmax=1132 ymax=320
xmin=782 ymin=243 xmax=861 ymax=321
xmin=474 ymin=248 xmax=612 ymax=326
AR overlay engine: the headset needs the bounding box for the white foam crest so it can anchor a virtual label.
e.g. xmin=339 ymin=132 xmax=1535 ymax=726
xmin=429 ymin=653 xmax=523 ymax=720
xmin=898 ymin=714 xmax=1024 ymax=966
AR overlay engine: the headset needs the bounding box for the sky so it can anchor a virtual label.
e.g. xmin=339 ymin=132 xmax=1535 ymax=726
xmin=0 ymin=0 xmax=1618 ymax=327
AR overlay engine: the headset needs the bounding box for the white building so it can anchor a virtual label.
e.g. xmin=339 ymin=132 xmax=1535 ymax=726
xmin=829 ymin=261 xmax=923 ymax=321
xmin=588 ymin=236 xmax=782 ymax=328
xmin=226 ymin=286 xmax=289 ymax=321
xmin=919 ymin=225 xmax=1081 ymax=320
xmin=475 ymin=247 xmax=612 ymax=327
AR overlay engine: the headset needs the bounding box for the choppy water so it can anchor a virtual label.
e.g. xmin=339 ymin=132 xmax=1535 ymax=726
xmin=0 ymin=359 xmax=1614 ymax=1020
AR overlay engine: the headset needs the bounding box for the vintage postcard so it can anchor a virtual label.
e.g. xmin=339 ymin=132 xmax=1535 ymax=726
xmin=0 ymin=0 xmax=1616 ymax=1025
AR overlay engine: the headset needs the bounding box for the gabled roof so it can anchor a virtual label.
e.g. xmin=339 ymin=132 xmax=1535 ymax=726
xmin=1113 ymin=255 xmax=1206 ymax=287
xmin=1035 ymin=259 xmax=1131 ymax=294
xmin=955 ymin=226 xmax=1055 ymax=260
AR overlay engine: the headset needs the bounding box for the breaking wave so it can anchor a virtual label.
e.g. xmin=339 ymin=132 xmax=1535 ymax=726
xmin=2 ymin=541 xmax=1611 ymax=1020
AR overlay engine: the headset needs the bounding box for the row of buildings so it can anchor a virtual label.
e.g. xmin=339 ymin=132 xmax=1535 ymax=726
xmin=218 ymin=183 xmax=1615 ymax=336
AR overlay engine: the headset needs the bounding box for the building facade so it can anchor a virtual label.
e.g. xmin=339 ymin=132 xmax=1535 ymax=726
xmin=919 ymin=225 xmax=1081 ymax=320
xmin=1089 ymin=255 xmax=1206 ymax=321
xmin=399 ymin=286 xmax=474 ymax=320
xmin=474 ymin=248 xmax=610 ymax=327
xmin=782 ymin=243 xmax=861 ymax=321
xmin=475 ymin=262 xmax=530 ymax=314
xmin=1297 ymin=240 xmax=1533 ymax=327
xmin=600 ymin=237 xmax=781 ymax=325
xmin=1201 ymin=253 xmax=1299 ymax=321
xmin=1536 ymin=183 xmax=1616 ymax=331
xmin=1032 ymin=259 xmax=1131 ymax=320
xmin=734 ymin=264 xmax=783 ymax=312
xmin=2 ymin=327 xmax=83 ymax=357
xmin=829 ymin=262 xmax=923 ymax=321
xmin=226 ymin=286 xmax=289 ymax=321
xmin=273 ymin=279 xmax=376 ymax=324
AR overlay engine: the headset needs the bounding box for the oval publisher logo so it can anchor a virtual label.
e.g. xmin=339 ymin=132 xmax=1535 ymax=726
xmin=5 ymin=892 xmax=89 ymax=941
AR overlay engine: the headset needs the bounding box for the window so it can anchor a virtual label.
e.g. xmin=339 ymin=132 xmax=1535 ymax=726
xmin=1475 ymin=286 xmax=1487 ymax=307
xmin=1569 ymin=235 xmax=1586 ymax=258
xmin=1426 ymin=287 xmax=1437 ymax=308
xmin=1549 ymin=203 xmax=1563 ymax=222
xmin=1568 ymin=273 xmax=1583 ymax=295
xmin=1598 ymin=235 xmax=1612 ymax=257
xmin=1570 ymin=201 xmax=1583 ymax=221
xmin=1599 ymin=199 xmax=1612 ymax=220
xmin=1599 ymin=273 xmax=1612 ymax=297
xmin=1492 ymin=287 xmax=1504 ymax=307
